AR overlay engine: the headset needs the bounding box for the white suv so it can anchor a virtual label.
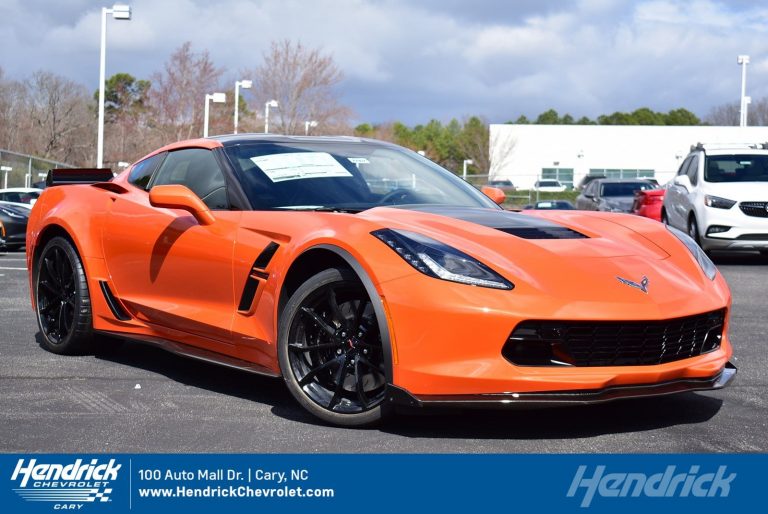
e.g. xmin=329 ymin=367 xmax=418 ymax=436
xmin=662 ymin=143 xmax=768 ymax=255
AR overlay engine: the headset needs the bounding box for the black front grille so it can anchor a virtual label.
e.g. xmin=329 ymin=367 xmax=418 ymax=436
xmin=503 ymin=309 xmax=725 ymax=367
xmin=736 ymin=234 xmax=768 ymax=241
xmin=739 ymin=202 xmax=768 ymax=218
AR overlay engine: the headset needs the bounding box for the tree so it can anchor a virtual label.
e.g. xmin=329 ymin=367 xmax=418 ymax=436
xmin=148 ymin=42 xmax=225 ymax=143
xmin=536 ymin=109 xmax=561 ymax=124
xmin=631 ymin=107 xmax=663 ymax=125
xmin=457 ymin=116 xmax=490 ymax=173
xmin=664 ymin=108 xmax=700 ymax=126
xmin=26 ymin=71 xmax=95 ymax=165
xmin=251 ymin=40 xmax=352 ymax=135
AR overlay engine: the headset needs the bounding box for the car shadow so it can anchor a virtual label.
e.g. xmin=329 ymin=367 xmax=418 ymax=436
xmin=41 ymin=333 xmax=725 ymax=437
xmin=378 ymin=393 xmax=723 ymax=440
xmin=36 ymin=332 xmax=293 ymax=409
xmin=710 ymin=251 xmax=767 ymax=266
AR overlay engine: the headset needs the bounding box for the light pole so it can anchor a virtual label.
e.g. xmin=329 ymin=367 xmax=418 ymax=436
xmin=0 ymin=166 xmax=11 ymax=189
xmin=738 ymin=55 xmax=750 ymax=127
xmin=97 ymin=3 xmax=131 ymax=169
xmin=234 ymin=79 xmax=252 ymax=134
xmin=304 ymin=120 xmax=318 ymax=135
xmin=462 ymin=159 xmax=473 ymax=180
xmin=264 ymin=100 xmax=278 ymax=134
xmin=203 ymin=92 xmax=227 ymax=138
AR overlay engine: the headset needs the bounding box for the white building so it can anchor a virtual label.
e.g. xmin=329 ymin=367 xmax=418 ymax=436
xmin=489 ymin=124 xmax=768 ymax=189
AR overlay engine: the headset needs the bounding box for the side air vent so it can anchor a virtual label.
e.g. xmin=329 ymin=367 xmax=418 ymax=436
xmin=238 ymin=242 xmax=280 ymax=312
xmin=99 ymin=281 xmax=131 ymax=321
xmin=496 ymin=227 xmax=588 ymax=239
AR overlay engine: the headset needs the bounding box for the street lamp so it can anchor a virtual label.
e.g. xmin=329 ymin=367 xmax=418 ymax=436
xmin=203 ymin=92 xmax=226 ymax=138
xmin=304 ymin=120 xmax=318 ymax=135
xmin=264 ymin=100 xmax=278 ymax=134
xmin=234 ymin=79 xmax=252 ymax=134
xmin=462 ymin=159 xmax=473 ymax=180
xmin=0 ymin=166 xmax=11 ymax=189
xmin=737 ymin=55 xmax=750 ymax=127
xmin=97 ymin=3 xmax=131 ymax=169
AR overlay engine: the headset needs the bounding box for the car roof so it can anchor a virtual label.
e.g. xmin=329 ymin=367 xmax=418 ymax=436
xmin=0 ymin=187 xmax=44 ymax=193
xmin=210 ymin=133 xmax=396 ymax=148
xmin=593 ymin=178 xmax=654 ymax=184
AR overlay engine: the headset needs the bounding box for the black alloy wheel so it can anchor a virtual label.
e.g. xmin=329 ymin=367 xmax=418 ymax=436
xmin=278 ymin=268 xmax=387 ymax=426
xmin=35 ymin=237 xmax=93 ymax=354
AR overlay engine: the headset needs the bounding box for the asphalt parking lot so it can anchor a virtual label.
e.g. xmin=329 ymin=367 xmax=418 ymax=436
xmin=1 ymin=249 xmax=766 ymax=453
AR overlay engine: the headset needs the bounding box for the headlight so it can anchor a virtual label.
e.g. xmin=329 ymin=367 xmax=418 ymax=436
xmin=666 ymin=225 xmax=717 ymax=280
xmin=372 ymin=229 xmax=513 ymax=290
xmin=0 ymin=207 xmax=25 ymax=219
xmin=704 ymin=195 xmax=736 ymax=209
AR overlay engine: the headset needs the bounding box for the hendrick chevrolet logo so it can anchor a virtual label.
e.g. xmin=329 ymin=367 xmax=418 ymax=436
xmin=616 ymin=275 xmax=649 ymax=293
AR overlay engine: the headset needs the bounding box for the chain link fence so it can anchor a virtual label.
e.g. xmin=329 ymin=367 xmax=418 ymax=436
xmin=0 ymin=149 xmax=75 ymax=189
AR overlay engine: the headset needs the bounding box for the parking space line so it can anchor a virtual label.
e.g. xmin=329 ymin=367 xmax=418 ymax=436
xmin=0 ymin=267 xmax=27 ymax=270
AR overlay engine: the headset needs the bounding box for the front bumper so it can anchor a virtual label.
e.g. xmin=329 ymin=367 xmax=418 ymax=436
xmin=388 ymin=362 xmax=736 ymax=408
xmin=699 ymin=205 xmax=768 ymax=251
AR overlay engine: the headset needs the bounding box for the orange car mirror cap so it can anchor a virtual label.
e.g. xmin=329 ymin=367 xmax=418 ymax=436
xmin=149 ymin=184 xmax=215 ymax=226
xmin=481 ymin=186 xmax=506 ymax=205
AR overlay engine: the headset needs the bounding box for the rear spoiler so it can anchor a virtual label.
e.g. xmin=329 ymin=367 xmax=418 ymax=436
xmin=46 ymin=168 xmax=115 ymax=187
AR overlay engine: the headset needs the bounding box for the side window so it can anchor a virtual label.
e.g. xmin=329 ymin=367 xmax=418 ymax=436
xmin=687 ymin=155 xmax=699 ymax=186
xmin=151 ymin=148 xmax=229 ymax=209
xmin=584 ymin=181 xmax=596 ymax=196
xmin=128 ymin=153 xmax=165 ymax=190
xmin=677 ymin=156 xmax=692 ymax=176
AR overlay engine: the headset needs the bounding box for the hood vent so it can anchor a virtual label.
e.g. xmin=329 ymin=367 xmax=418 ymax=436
xmin=497 ymin=226 xmax=588 ymax=239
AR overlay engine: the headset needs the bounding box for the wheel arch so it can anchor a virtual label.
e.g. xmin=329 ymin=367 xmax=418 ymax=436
xmin=277 ymin=244 xmax=394 ymax=383
xmin=29 ymin=224 xmax=86 ymax=309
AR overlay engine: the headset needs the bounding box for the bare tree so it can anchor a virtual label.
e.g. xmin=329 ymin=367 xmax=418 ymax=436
xmin=705 ymin=101 xmax=739 ymax=126
xmin=0 ymin=68 xmax=28 ymax=152
xmin=148 ymin=42 xmax=225 ymax=143
xmin=250 ymin=40 xmax=352 ymax=135
xmin=25 ymin=71 xmax=95 ymax=165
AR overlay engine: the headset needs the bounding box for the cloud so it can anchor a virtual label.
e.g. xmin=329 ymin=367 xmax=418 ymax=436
xmin=1 ymin=0 xmax=767 ymax=124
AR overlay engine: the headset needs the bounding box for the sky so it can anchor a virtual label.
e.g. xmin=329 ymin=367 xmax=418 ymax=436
xmin=1 ymin=0 xmax=767 ymax=125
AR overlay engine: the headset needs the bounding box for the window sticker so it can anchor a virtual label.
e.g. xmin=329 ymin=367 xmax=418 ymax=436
xmin=250 ymin=152 xmax=353 ymax=183
xmin=348 ymin=157 xmax=370 ymax=165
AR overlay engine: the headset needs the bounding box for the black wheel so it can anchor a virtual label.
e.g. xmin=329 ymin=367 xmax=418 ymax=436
xmin=660 ymin=210 xmax=668 ymax=225
xmin=688 ymin=215 xmax=702 ymax=247
xmin=35 ymin=237 xmax=93 ymax=354
xmin=278 ymin=268 xmax=387 ymax=426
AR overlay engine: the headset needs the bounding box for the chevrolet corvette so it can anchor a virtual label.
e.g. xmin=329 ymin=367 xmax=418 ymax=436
xmin=27 ymin=135 xmax=735 ymax=426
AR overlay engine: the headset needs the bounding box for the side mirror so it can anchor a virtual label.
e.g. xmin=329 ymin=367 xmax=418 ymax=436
xmin=673 ymin=175 xmax=692 ymax=191
xmin=481 ymin=186 xmax=506 ymax=205
xmin=583 ymin=193 xmax=594 ymax=199
xmin=149 ymin=184 xmax=215 ymax=225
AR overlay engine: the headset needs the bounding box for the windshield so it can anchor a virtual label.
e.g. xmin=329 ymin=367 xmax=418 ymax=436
xmin=223 ymin=141 xmax=498 ymax=211
xmin=704 ymin=155 xmax=768 ymax=183
xmin=600 ymin=182 xmax=653 ymax=197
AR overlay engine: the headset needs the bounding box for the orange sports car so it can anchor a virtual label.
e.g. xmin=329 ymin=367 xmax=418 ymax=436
xmin=27 ymin=135 xmax=735 ymax=426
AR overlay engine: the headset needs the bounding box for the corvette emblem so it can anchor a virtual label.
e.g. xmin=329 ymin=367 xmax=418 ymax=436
xmin=617 ymin=275 xmax=649 ymax=293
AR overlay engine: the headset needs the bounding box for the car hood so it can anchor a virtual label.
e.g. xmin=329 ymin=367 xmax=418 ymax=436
xmin=358 ymin=205 xmax=718 ymax=311
xmin=599 ymin=196 xmax=635 ymax=212
xmin=700 ymin=181 xmax=768 ymax=200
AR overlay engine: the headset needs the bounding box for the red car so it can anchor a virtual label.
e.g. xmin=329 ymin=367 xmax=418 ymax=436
xmin=632 ymin=189 xmax=665 ymax=222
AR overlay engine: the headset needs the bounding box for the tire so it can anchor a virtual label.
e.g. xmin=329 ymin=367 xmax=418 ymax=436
xmin=34 ymin=236 xmax=93 ymax=354
xmin=687 ymin=215 xmax=702 ymax=247
xmin=660 ymin=210 xmax=668 ymax=225
xmin=278 ymin=267 xmax=388 ymax=426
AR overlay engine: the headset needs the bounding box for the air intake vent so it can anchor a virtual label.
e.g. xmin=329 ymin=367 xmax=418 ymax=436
xmin=496 ymin=227 xmax=588 ymax=239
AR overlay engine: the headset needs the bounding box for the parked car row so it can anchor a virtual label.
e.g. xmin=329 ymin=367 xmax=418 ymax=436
xmin=488 ymin=142 xmax=768 ymax=256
